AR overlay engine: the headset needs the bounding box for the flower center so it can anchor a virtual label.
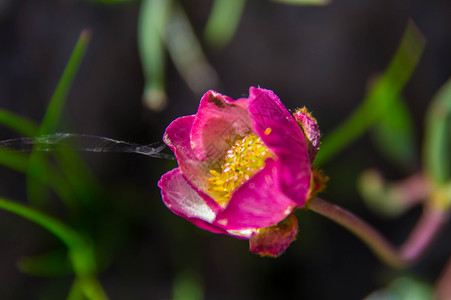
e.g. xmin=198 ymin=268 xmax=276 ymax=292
xmin=208 ymin=133 xmax=273 ymax=204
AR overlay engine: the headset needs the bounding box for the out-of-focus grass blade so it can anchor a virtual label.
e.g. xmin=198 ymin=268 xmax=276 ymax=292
xmin=0 ymin=151 xmax=77 ymax=210
xmin=0 ymin=197 xmax=109 ymax=300
xmin=27 ymin=30 xmax=91 ymax=206
xmin=270 ymin=0 xmax=331 ymax=5
xmin=39 ymin=30 xmax=91 ymax=135
xmin=17 ymin=248 xmax=72 ymax=277
xmin=165 ymin=2 xmax=219 ymax=95
xmin=314 ymin=20 xmax=425 ymax=167
xmin=138 ymin=0 xmax=172 ymax=111
xmin=423 ymin=77 xmax=451 ymax=185
xmin=371 ymin=96 xmax=416 ymax=168
xmin=365 ymin=277 xmax=433 ymax=300
xmin=173 ymin=269 xmax=204 ymax=300
xmin=67 ymin=279 xmax=85 ymax=300
xmin=0 ymin=109 xmax=38 ymax=136
xmin=55 ymin=149 xmax=103 ymax=207
xmin=204 ymin=0 xmax=246 ymax=48
xmin=87 ymin=0 xmax=136 ymax=4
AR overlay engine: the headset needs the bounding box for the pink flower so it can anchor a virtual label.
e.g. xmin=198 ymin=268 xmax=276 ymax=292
xmin=158 ymin=87 xmax=320 ymax=257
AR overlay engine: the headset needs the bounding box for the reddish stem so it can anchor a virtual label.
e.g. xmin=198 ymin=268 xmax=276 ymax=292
xmin=393 ymin=172 xmax=430 ymax=208
xmin=307 ymin=197 xmax=449 ymax=269
xmin=435 ymin=255 xmax=451 ymax=300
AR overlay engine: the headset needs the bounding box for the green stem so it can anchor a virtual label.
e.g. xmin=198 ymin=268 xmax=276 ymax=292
xmin=307 ymin=197 xmax=448 ymax=268
xmin=0 ymin=197 xmax=108 ymax=300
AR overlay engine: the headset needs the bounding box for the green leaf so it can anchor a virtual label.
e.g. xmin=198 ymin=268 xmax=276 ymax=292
xmin=365 ymin=277 xmax=433 ymax=300
xmin=0 ymin=109 xmax=38 ymax=136
xmin=173 ymin=270 xmax=204 ymax=300
xmin=270 ymin=0 xmax=331 ymax=5
xmin=138 ymin=0 xmax=172 ymax=111
xmin=39 ymin=30 xmax=91 ymax=136
xmin=67 ymin=279 xmax=86 ymax=300
xmin=423 ymin=77 xmax=451 ymax=185
xmin=371 ymin=96 xmax=416 ymax=167
xmin=0 ymin=150 xmax=80 ymax=211
xmin=204 ymin=0 xmax=247 ymax=48
xmin=314 ymin=20 xmax=425 ymax=167
xmin=164 ymin=2 xmax=219 ymax=95
xmin=17 ymin=248 xmax=72 ymax=277
xmin=0 ymin=197 xmax=108 ymax=300
xmin=0 ymin=197 xmax=92 ymax=272
xmin=27 ymin=30 xmax=91 ymax=206
xmin=87 ymin=0 xmax=136 ymax=4
xmin=55 ymin=149 xmax=103 ymax=207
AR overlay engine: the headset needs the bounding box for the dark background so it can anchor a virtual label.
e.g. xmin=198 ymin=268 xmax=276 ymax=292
xmin=0 ymin=0 xmax=450 ymax=299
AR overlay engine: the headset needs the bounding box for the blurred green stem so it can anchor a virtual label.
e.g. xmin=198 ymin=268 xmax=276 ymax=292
xmin=0 ymin=197 xmax=108 ymax=300
xmin=359 ymin=171 xmax=430 ymax=217
xmin=138 ymin=0 xmax=171 ymax=111
xmin=308 ymin=197 xmax=448 ymax=268
xmin=165 ymin=2 xmax=218 ymax=94
xmin=204 ymin=0 xmax=246 ymax=48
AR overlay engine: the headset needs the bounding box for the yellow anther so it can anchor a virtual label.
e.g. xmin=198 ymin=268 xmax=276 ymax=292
xmin=208 ymin=133 xmax=273 ymax=204
xmin=264 ymin=127 xmax=272 ymax=135
xmin=209 ymin=170 xmax=221 ymax=177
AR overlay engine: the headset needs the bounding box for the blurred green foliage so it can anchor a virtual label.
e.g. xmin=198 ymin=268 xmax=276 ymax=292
xmin=270 ymin=0 xmax=331 ymax=5
xmin=423 ymin=77 xmax=451 ymax=185
xmin=371 ymin=97 xmax=416 ymax=169
xmin=0 ymin=110 xmax=38 ymax=136
xmin=27 ymin=30 xmax=93 ymax=207
xmin=0 ymin=0 xmax=448 ymax=299
xmin=204 ymin=0 xmax=246 ymax=48
xmin=173 ymin=270 xmax=204 ymax=300
xmin=365 ymin=277 xmax=433 ymax=300
xmin=314 ymin=20 xmax=425 ymax=167
xmin=139 ymin=0 xmax=218 ymax=111
xmin=0 ymin=31 xmax=109 ymax=300
xmin=137 ymin=0 xmax=332 ymax=111
xmin=138 ymin=0 xmax=171 ymax=111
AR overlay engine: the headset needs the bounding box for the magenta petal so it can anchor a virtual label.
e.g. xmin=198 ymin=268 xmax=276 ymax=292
xmin=249 ymin=213 xmax=298 ymax=257
xmin=248 ymin=87 xmax=311 ymax=205
xmin=190 ymin=90 xmax=252 ymax=161
xmin=214 ymin=159 xmax=297 ymax=230
xmin=163 ymin=115 xmax=211 ymax=191
xmin=158 ymin=168 xmax=227 ymax=235
xmin=248 ymin=87 xmax=308 ymax=157
xmin=276 ymin=155 xmax=311 ymax=207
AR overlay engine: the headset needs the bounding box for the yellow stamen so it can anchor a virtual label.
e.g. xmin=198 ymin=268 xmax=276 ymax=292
xmin=208 ymin=133 xmax=273 ymax=204
xmin=209 ymin=170 xmax=221 ymax=177
xmin=264 ymin=127 xmax=272 ymax=135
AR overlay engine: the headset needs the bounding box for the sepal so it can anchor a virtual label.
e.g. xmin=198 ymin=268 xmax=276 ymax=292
xmin=249 ymin=213 xmax=298 ymax=257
